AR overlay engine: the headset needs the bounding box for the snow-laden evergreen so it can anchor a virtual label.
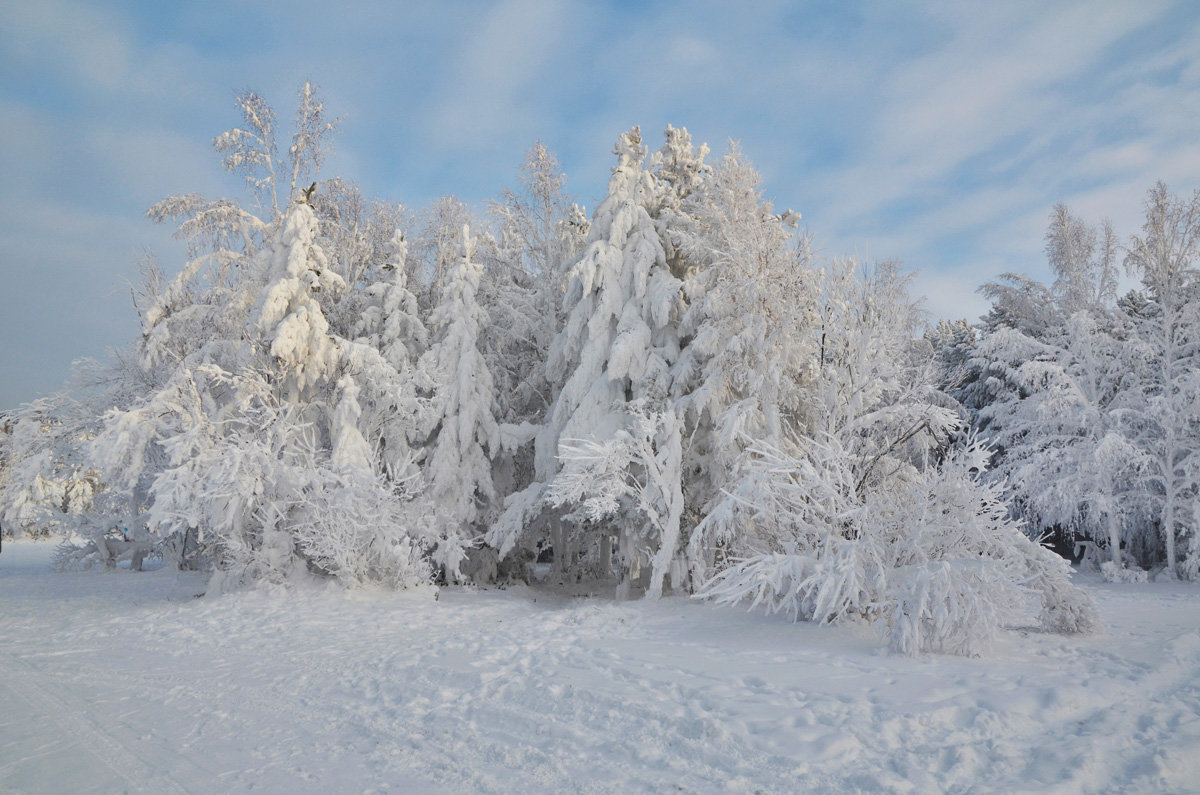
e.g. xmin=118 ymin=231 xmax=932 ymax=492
xmin=491 ymin=127 xmax=687 ymax=597
xmin=669 ymin=145 xmax=815 ymax=585
xmin=352 ymin=230 xmax=428 ymax=480
xmin=418 ymin=225 xmax=501 ymax=581
xmin=252 ymin=198 xmax=345 ymax=401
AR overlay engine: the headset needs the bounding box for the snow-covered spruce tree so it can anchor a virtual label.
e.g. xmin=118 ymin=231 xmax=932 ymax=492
xmin=1122 ymin=184 xmax=1200 ymax=578
xmin=417 ymin=225 xmax=501 ymax=582
xmin=651 ymin=125 xmax=712 ymax=280
xmin=352 ymin=229 xmax=429 ymax=481
xmin=489 ymin=127 xmax=689 ymax=598
xmin=252 ymin=188 xmax=345 ymax=403
xmin=358 ymin=231 xmax=427 ymax=370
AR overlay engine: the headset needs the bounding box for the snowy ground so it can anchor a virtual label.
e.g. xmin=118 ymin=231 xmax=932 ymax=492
xmin=1 ymin=541 xmax=1198 ymax=794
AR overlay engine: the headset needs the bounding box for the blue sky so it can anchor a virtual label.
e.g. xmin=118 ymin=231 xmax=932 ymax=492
xmin=2 ymin=0 xmax=1199 ymax=409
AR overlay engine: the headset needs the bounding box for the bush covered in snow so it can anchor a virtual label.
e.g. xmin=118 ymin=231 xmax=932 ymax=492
xmin=697 ymin=435 xmax=1096 ymax=655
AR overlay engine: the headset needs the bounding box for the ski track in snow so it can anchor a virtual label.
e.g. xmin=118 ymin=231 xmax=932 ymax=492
xmin=2 ymin=542 xmax=1199 ymax=794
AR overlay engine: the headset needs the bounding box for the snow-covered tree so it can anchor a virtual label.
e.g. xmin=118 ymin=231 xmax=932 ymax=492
xmin=975 ymin=311 xmax=1141 ymax=572
xmin=357 ymin=231 xmax=427 ymax=370
xmin=651 ymin=124 xmax=712 ymax=279
xmin=413 ymin=196 xmax=476 ymax=308
xmin=351 ymin=230 xmax=428 ymax=480
xmin=486 ymin=142 xmax=587 ymax=426
xmin=1123 ymin=184 xmax=1200 ymax=578
xmin=699 ymin=433 xmax=1097 ymax=656
xmin=804 ymin=260 xmax=959 ymax=481
xmin=251 ymin=196 xmax=346 ymax=402
xmin=926 ymin=319 xmax=979 ymax=415
xmin=0 ymin=350 xmax=164 ymax=569
xmin=490 ymin=127 xmax=687 ymax=596
xmin=1046 ymin=203 xmax=1120 ymax=317
xmin=0 ymin=413 xmax=12 ymax=544
xmin=546 ymin=400 xmax=685 ymax=598
xmin=684 ymin=259 xmax=1062 ymax=653
xmin=212 ymin=89 xmax=283 ymax=218
xmin=0 ymin=395 xmax=103 ymax=540
xmin=286 ymin=82 xmax=339 ymax=203
xmin=78 ymin=88 xmax=434 ymax=590
xmin=968 ymin=205 xmax=1144 ymax=573
xmin=418 ymin=225 xmax=501 ymax=581
xmin=670 ymin=145 xmax=815 ymax=571
xmin=312 ymin=177 xmax=404 ymax=311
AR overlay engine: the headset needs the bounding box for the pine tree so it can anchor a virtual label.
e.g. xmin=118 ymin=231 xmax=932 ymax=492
xmin=491 ymin=127 xmax=687 ymax=596
xmin=418 ymin=226 xmax=501 ymax=581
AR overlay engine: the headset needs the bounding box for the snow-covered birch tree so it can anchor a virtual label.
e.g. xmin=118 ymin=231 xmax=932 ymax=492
xmin=1123 ymin=184 xmax=1200 ymax=578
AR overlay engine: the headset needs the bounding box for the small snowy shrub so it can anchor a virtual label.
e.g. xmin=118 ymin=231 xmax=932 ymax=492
xmin=1100 ymin=561 xmax=1149 ymax=584
xmin=697 ymin=434 xmax=1098 ymax=655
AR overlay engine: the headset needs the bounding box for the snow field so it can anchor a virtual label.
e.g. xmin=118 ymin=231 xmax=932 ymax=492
xmin=2 ymin=540 xmax=1199 ymax=793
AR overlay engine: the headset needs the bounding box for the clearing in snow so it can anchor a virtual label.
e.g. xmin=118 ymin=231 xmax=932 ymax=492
xmin=1 ymin=540 xmax=1198 ymax=793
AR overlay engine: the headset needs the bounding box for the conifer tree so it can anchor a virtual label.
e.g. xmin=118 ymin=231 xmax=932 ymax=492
xmin=491 ymin=127 xmax=687 ymax=596
xmin=419 ymin=226 xmax=501 ymax=581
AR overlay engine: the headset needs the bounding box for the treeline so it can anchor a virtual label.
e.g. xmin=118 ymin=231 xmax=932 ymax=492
xmin=7 ymin=83 xmax=1193 ymax=654
xmin=929 ymin=189 xmax=1200 ymax=582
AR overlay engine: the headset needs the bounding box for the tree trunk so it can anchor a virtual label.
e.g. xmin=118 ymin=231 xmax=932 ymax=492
xmin=1107 ymin=509 xmax=1122 ymax=570
xmin=1163 ymin=485 xmax=1177 ymax=578
xmin=598 ymin=534 xmax=613 ymax=579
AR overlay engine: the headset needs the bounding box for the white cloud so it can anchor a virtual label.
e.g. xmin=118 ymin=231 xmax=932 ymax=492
xmin=3 ymin=0 xmax=1200 ymax=404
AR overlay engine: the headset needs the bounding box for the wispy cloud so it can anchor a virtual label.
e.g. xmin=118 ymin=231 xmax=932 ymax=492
xmin=2 ymin=0 xmax=1199 ymax=406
